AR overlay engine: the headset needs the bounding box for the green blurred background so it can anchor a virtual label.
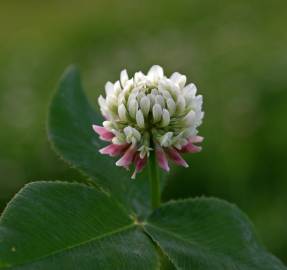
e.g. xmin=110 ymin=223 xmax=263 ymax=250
xmin=0 ymin=0 xmax=286 ymax=263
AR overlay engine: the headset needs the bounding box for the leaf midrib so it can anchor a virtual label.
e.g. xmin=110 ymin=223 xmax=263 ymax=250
xmin=5 ymin=223 xmax=136 ymax=269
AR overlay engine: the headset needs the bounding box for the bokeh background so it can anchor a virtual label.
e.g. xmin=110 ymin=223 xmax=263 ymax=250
xmin=0 ymin=0 xmax=286 ymax=263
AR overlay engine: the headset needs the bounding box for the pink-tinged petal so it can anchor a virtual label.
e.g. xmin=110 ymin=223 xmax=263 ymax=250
xmin=116 ymin=145 xmax=137 ymax=168
xmin=155 ymin=145 xmax=170 ymax=172
xmin=92 ymin=125 xmax=114 ymax=141
xmin=99 ymin=143 xmax=129 ymax=157
xmin=180 ymin=136 xmax=203 ymax=153
xmin=135 ymin=155 xmax=147 ymax=172
xmin=189 ymin=136 xmax=204 ymax=143
xmin=166 ymin=148 xmax=189 ymax=168
xmin=180 ymin=143 xmax=202 ymax=153
xmin=131 ymin=154 xmax=147 ymax=179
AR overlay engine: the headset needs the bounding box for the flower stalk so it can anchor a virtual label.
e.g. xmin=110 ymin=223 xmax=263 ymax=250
xmin=148 ymin=144 xmax=161 ymax=210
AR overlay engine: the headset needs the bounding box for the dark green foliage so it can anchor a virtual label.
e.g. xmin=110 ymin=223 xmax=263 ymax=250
xmin=146 ymin=198 xmax=286 ymax=270
xmin=0 ymin=181 xmax=158 ymax=269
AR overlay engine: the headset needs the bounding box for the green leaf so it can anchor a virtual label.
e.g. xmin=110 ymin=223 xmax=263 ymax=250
xmin=48 ymin=66 xmax=154 ymax=217
xmin=158 ymin=248 xmax=177 ymax=270
xmin=0 ymin=182 xmax=158 ymax=269
xmin=145 ymin=198 xmax=287 ymax=270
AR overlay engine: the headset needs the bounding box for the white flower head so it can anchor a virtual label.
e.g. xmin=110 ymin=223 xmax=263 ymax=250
xmin=93 ymin=65 xmax=204 ymax=178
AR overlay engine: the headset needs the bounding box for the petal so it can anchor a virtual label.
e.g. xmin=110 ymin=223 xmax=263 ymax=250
xmin=140 ymin=96 xmax=151 ymax=116
xmin=147 ymin=65 xmax=164 ymax=82
xmin=118 ymin=104 xmax=128 ymax=121
xmin=98 ymin=95 xmax=106 ymax=108
xmin=99 ymin=143 xmax=129 ymax=157
xmin=183 ymin=111 xmax=196 ymax=126
xmin=180 ymin=136 xmax=204 ymax=153
xmin=160 ymin=109 xmax=170 ymax=127
xmin=120 ymin=69 xmax=129 ymax=87
xmin=189 ymin=136 xmax=204 ymax=144
xmin=166 ymin=148 xmax=189 ymax=168
xmin=92 ymin=125 xmax=114 ymax=141
xmin=170 ymin=72 xmax=187 ymax=89
xmin=128 ymin=98 xmax=138 ymax=119
xmin=182 ymin=83 xmax=197 ymax=97
xmin=136 ymin=110 xmax=145 ymax=128
xmin=176 ymin=95 xmax=186 ymax=113
xmin=116 ymin=144 xmax=137 ymax=168
xmin=131 ymin=154 xmax=147 ymax=179
xmin=159 ymin=132 xmax=173 ymax=147
xmin=155 ymin=145 xmax=170 ymax=172
xmin=166 ymin=98 xmax=176 ymax=116
xmin=105 ymin=81 xmax=114 ymax=96
xmin=152 ymin=104 xmax=163 ymax=123
xmin=180 ymin=143 xmax=202 ymax=153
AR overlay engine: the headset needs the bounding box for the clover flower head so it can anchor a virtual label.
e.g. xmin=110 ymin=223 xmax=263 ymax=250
xmin=93 ymin=65 xmax=204 ymax=178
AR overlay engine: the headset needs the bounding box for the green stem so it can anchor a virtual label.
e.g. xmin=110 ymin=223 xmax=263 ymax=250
xmin=148 ymin=150 xmax=161 ymax=210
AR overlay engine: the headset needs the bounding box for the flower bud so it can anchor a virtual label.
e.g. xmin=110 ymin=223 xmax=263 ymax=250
xmin=118 ymin=104 xmax=128 ymax=121
xmin=159 ymin=132 xmax=173 ymax=147
xmin=183 ymin=111 xmax=196 ymax=126
xmin=155 ymin=95 xmax=165 ymax=108
xmin=176 ymin=95 xmax=186 ymax=113
xmin=120 ymin=69 xmax=129 ymax=87
xmin=166 ymin=98 xmax=176 ymax=116
xmin=105 ymin=81 xmax=114 ymax=96
xmin=161 ymin=109 xmax=170 ymax=127
xmin=170 ymin=72 xmax=187 ymax=89
xmin=147 ymin=65 xmax=164 ymax=83
xmin=152 ymin=104 xmax=162 ymax=123
xmin=128 ymin=99 xmax=138 ymax=119
xmin=136 ymin=110 xmax=145 ymax=129
xmin=140 ymin=96 xmax=150 ymax=116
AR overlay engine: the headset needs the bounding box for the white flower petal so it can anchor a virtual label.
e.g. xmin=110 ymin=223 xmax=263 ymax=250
xmin=98 ymin=95 xmax=106 ymax=109
xmin=134 ymin=71 xmax=145 ymax=83
xmin=152 ymin=104 xmax=162 ymax=122
xmin=120 ymin=69 xmax=129 ymax=87
xmin=113 ymin=81 xmax=122 ymax=96
xmin=105 ymin=81 xmax=114 ymax=96
xmin=128 ymin=99 xmax=138 ymax=119
xmin=161 ymin=109 xmax=170 ymax=127
xmin=118 ymin=104 xmax=128 ymax=121
xmin=103 ymin=121 xmax=113 ymax=130
xmin=170 ymin=72 xmax=187 ymax=89
xmin=166 ymin=98 xmax=176 ymax=116
xmin=124 ymin=126 xmax=133 ymax=137
xmin=155 ymin=95 xmax=165 ymax=108
xmin=132 ymin=128 xmax=141 ymax=141
xmin=148 ymin=93 xmax=156 ymax=107
xmin=147 ymin=65 xmax=164 ymax=82
xmin=136 ymin=110 xmax=145 ymax=128
xmin=183 ymin=111 xmax=196 ymax=126
xmin=183 ymin=83 xmax=197 ymax=96
xmin=160 ymin=132 xmax=173 ymax=147
xmin=176 ymin=96 xmax=186 ymax=113
xmin=151 ymin=89 xmax=159 ymax=95
xmin=140 ymin=96 xmax=150 ymax=116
